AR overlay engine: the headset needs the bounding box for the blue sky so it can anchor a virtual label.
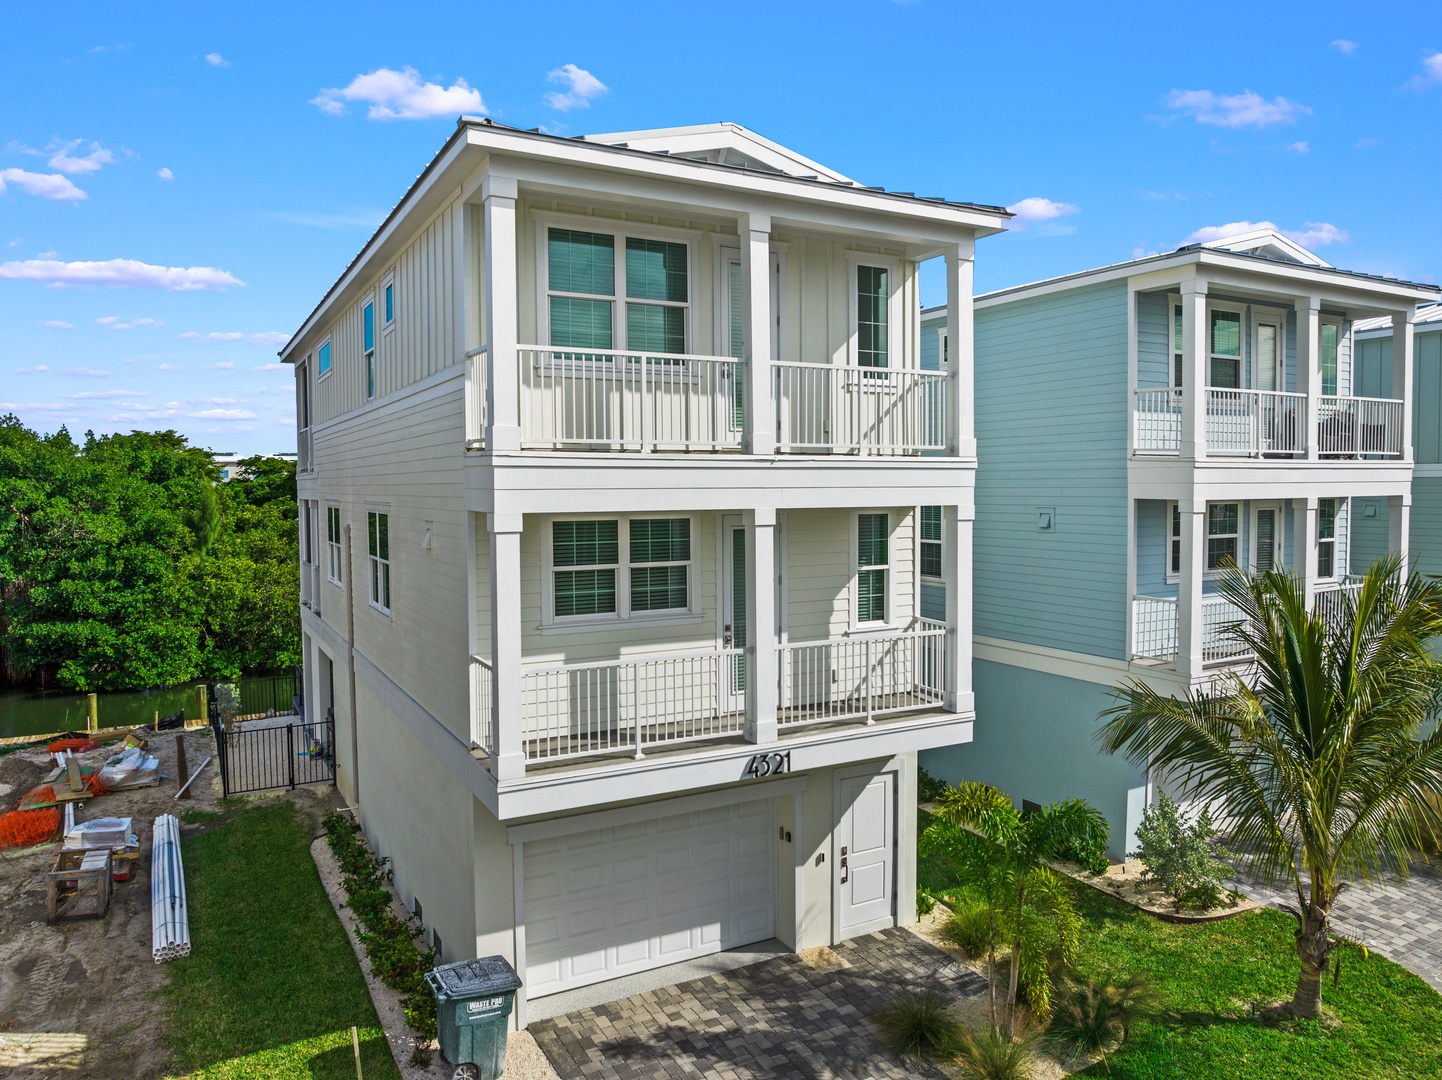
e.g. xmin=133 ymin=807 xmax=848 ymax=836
xmin=3 ymin=1 xmax=1439 ymax=454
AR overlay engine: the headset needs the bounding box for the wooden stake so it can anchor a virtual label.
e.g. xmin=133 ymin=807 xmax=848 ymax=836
xmin=351 ymin=1026 xmax=363 ymax=1080
xmin=175 ymin=736 xmax=190 ymax=800
xmin=87 ymin=693 xmax=98 ymax=734
xmin=197 ymin=686 xmax=209 ymax=724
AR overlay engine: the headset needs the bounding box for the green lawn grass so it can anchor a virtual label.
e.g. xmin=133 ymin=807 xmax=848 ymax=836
xmin=918 ymin=809 xmax=1442 ymax=1080
xmin=163 ymin=801 xmax=401 ymax=1079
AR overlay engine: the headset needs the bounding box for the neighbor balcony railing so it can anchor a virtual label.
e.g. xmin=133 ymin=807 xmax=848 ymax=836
xmin=1131 ymin=595 xmax=1250 ymax=665
xmin=1205 ymin=389 xmax=1306 ymax=457
xmin=1317 ymin=396 xmax=1404 ymax=457
xmin=471 ymin=654 xmax=494 ymax=756
xmin=773 ymin=362 xmax=950 ymax=454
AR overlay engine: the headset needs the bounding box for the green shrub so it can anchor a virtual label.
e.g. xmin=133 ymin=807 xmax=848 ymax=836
xmin=1057 ymin=831 xmax=1109 ymax=875
xmin=1132 ymin=793 xmax=1231 ymax=911
xmin=917 ymin=888 xmax=937 ymax=916
xmin=918 ymin=766 xmax=949 ymax=803
xmin=952 ymin=1024 xmax=1042 ymax=1079
xmin=940 ymin=898 xmax=996 ymax=958
xmin=872 ymin=987 xmax=962 ymax=1059
xmin=1047 ymin=975 xmax=1154 ymax=1057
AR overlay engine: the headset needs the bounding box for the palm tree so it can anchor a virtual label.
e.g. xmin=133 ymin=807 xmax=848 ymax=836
xmin=922 ymin=783 xmax=1108 ymax=1035
xmin=1097 ymin=555 xmax=1442 ymax=1018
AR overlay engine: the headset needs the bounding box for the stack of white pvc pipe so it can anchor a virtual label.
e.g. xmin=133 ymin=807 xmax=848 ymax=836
xmin=151 ymin=813 xmax=190 ymax=963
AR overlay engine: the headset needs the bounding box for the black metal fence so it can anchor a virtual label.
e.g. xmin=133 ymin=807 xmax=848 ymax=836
xmin=207 ymin=671 xmax=300 ymax=722
xmin=212 ymin=714 xmax=335 ymax=796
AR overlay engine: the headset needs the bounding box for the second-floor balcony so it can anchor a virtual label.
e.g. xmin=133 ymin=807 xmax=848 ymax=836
xmin=1133 ymin=387 xmax=1405 ymax=459
xmin=464 ymin=345 xmax=953 ymax=456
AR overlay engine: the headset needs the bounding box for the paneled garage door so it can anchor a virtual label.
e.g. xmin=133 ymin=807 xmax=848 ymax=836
xmin=523 ymin=799 xmax=776 ymax=997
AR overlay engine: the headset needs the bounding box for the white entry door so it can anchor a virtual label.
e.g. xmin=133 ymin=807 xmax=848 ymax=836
xmin=523 ymin=800 xmax=776 ymax=998
xmin=836 ymin=771 xmax=897 ymax=938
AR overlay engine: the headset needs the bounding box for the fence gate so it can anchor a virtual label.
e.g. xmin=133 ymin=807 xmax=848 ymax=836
xmin=209 ymin=687 xmax=335 ymax=796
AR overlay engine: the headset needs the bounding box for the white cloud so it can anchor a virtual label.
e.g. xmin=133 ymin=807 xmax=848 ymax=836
xmin=0 ymin=168 xmax=86 ymax=201
xmin=186 ymin=408 xmax=257 ymax=420
xmin=1287 ymin=141 xmax=1309 ymax=153
xmin=248 ymin=331 xmax=291 ymax=347
xmin=1007 ymin=197 xmax=1080 ymax=223
xmin=1165 ymin=89 xmax=1311 ymax=128
xmin=268 ymin=208 xmax=384 ymax=231
xmin=1183 ymin=219 xmax=1350 ymax=248
xmin=15 ymin=364 xmax=50 ymax=373
xmin=46 ymin=139 xmax=115 ymax=175
xmin=201 ymin=362 xmax=235 ymax=370
xmin=310 ymin=66 xmax=484 ymax=120
xmin=251 ymin=362 xmax=287 ymax=371
xmin=65 ymin=389 xmax=149 ymax=399
xmin=40 ymin=320 xmax=72 ymax=329
xmin=96 ymin=315 xmax=119 ymax=324
xmin=182 ymin=330 xmax=244 ymax=341
xmin=205 ymin=52 xmax=230 ymax=68
xmin=181 ymin=329 xmax=288 ymax=346
xmin=101 ymin=315 xmax=164 ymax=330
xmin=0 ymin=258 xmax=244 ymax=290
xmin=1330 ymin=39 xmax=1358 ymax=55
xmin=7 ymin=238 xmax=20 ymax=247
xmin=1408 ymin=52 xmax=1442 ymax=91
xmin=67 ymin=368 xmax=110 ymax=378
xmin=158 ymin=363 xmax=184 ymax=371
xmin=544 ymin=64 xmax=608 ymax=111
xmin=157 ymin=167 xmax=173 ymax=180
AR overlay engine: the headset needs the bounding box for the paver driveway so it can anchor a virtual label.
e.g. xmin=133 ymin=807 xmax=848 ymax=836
xmin=529 ymin=928 xmax=985 ymax=1080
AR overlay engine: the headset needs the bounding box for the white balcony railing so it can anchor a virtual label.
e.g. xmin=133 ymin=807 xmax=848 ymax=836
xmin=516 ymin=346 xmax=745 ymax=452
xmin=1131 ymin=595 xmax=1250 ymax=665
xmin=471 ymin=654 xmax=494 ymax=755
xmin=464 ymin=347 xmax=488 ymax=446
xmin=1206 ymin=389 xmax=1306 ymax=457
xmin=773 ymin=363 xmax=950 ymax=454
xmin=778 ymin=619 xmax=948 ymax=729
xmin=1134 ymin=388 xmax=1182 ymax=454
xmin=518 ymin=647 xmax=747 ymax=763
xmin=1318 ymin=396 xmax=1404 ymax=457
xmin=1315 ymin=577 xmax=1365 ymax=629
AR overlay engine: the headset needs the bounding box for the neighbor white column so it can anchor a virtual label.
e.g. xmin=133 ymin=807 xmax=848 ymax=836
xmin=483 ymin=175 xmax=521 ymax=452
xmin=1388 ymin=494 xmax=1411 ymax=576
xmin=740 ymin=211 xmax=774 ymax=455
xmin=1392 ymin=311 xmax=1415 ymax=462
xmin=1180 ymin=281 xmax=1208 ymax=461
xmin=745 ymin=507 xmax=778 ymax=745
xmin=1176 ymin=497 xmax=1206 ymax=681
xmin=943 ymin=503 xmax=974 ymax=713
xmin=1297 ymin=297 xmax=1321 ymax=461
xmin=945 ymin=242 xmax=976 ymax=459
xmin=1301 ymin=496 xmax=1321 ymax=609
xmin=489 ymin=512 xmax=525 ymax=780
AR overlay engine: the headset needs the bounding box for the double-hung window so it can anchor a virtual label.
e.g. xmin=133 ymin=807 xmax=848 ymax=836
xmin=548 ymin=516 xmax=694 ymax=623
xmin=856 ymin=265 xmax=889 ymax=371
xmin=1169 ymin=503 xmax=1182 ymax=578
xmin=363 ymin=301 xmax=376 ymax=399
xmin=856 ymin=513 xmax=890 ymax=625
xmin=1318 ymin=498 xmax=1337 ymax=579
xmin=326 ymin=506 xmax=343 ymax=584
xmin=1206 ymin=503 xmax=1239 ymax=573
xmin=367 ymin=511 xmax=390 ymax=613
xmin=1209 ymin=310 xmax=1242 ymax=389
xmin=919 ymin=507 xmax=943 ymax=579
xmin=545 ymin=226 xmax=690 ymax=357
xmin=1320 ymin=321 xmax=1340 ymax=396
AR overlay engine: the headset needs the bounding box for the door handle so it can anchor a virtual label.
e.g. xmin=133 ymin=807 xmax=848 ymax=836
xmin=723 ymin=623 xmax=733 ymax=647
xmin=840 ymin=857 xmax=848 ymax=884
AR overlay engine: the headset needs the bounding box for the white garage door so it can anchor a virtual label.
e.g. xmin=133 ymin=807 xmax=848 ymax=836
xmin=523 ymin=799 xmax=776 ymax=997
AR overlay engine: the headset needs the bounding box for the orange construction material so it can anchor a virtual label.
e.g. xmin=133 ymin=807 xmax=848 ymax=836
xmin=17 ymin=785 xmax=57 ymax=811
xmin=84 ymin=773 xmax=111 ymax=797
xmin=47 ymin=738 xmax=96 ymax=754
xmin=0 ymin=806 xmax=61 ymax=849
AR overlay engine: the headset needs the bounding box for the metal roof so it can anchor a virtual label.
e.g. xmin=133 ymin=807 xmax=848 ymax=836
xmin=1354 ymin=302 xmax=1442 ymax=335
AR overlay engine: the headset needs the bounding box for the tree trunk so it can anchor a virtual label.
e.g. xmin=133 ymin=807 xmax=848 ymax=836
xmin=1290 ymin=900 xmax=1332 ymax=1018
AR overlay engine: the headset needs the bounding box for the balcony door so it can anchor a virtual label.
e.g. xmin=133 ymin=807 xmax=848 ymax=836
xmin=719 ymin=515 xmax=747 ymax=712
xmin=1251 ymin=503 xmax=1284 ymax=574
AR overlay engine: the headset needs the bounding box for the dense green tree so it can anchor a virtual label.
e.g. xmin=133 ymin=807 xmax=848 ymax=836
xmin=0 ymin=415 xmax=299 ymax=691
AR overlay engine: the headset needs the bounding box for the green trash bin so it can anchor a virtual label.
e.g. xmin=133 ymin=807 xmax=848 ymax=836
xmin=425 ymin=955 xmax=523 ymax=1080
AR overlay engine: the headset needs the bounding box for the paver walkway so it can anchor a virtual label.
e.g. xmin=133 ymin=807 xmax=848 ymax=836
xmin=530 ymin=928 xmax=986 ymax=1080
xmin=1230 ymin=857 xmax=1442 ymax=990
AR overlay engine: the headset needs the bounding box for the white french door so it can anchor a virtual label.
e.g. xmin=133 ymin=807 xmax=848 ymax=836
xmin=719 ymin=516 xmax=747 ymax=712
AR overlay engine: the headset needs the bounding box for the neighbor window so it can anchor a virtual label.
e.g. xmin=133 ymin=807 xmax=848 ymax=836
xmin=1318 ymin=498 xmax=1337 ymax=579
xmin=1170 ymin=503 xmax=1182 ymax=577
xmin=919 ymin=506 xmax=943 ymax=579
xmin=1320 ymin=321 xmax=1339 ymax=397
xmin=363 ymin=301 xmax=376 ymax=399
xmin=1209 ymin=310 xmax=1242 ymax=389
xmin=318 ymin=339 xmax=332 ymax=378
xmin=326 ymin=506 xmax=343 ymax=584
xmin=383 ymin=279 xmax=395 ymax=326
xmin=857 ymin=266 xmax=889 ymax=369
xmin=367 ymin=511 xmax=390 ymax=613
xmin=1171 ymin=303 xmax=1184 ymax=388
xmin=857 ymin=513 xmax=889 ymax=624
xmin=1206 ymin=503 xmax=1239 ymax=573
xmin=549 ymin=516 xmax=695 ymax=623
xmin=546 ymin=227 xmax=690 ymax=355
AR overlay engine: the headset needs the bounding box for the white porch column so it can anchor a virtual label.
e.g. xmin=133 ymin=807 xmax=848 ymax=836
xmin=944 ymin=242 xmax=976 ymax=459
xmin=483 ymin=176 xmax=521 ymax=452
xmin=942 ymin=504 xmax=974 ymax=712
xmin=1180 ymin=282 xmax=1208 ymax=461
xmin=745 ymin=507 xmax=778 ymax=744
xmin=1297 ymin=297 xmax=1321 ymax=461
xmin=740 ymin=211 xmax=774 ymax=455
xmin=1392 ymin=310 xmax=1415 ymax=462
xmin=1301 ymin=496 xmax=1320 ymax=609
xmin=488 ymin=512 xmax=525 ymax=780
xmin=1176 ymin=497 xmax=1205 ymax=681
xmin=1388 ymin=494 xmax=1412 ymax=576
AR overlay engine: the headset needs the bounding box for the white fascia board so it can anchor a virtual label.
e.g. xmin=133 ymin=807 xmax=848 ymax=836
xmin=1128 ymin=457 xmax=1415 ymax=501
xmin=582 ymin=123 xmax=853 ymax=184
xmin=1201 ymin=229 xmax=1330 ymax=268
xmin=973 ymin=635 xmax=1200 ymax=698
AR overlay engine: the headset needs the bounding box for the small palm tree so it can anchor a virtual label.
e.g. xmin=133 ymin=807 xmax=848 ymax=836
xmin=922 ymin=783 xmax=1108 ymax=1035
xmin=1098 ymin=555 xmax=1442 ymax=1017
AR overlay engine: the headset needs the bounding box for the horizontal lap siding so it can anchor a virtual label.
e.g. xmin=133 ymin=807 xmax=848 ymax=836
xmin=975 ymin=282 xmax=1130 ymax=659
xmin=1136 ymin=291 xmax=1169 ymax=387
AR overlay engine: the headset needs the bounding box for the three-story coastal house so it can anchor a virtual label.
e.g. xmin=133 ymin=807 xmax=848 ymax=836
xmin=286 ymin=119 xmax=1008 ymax=1023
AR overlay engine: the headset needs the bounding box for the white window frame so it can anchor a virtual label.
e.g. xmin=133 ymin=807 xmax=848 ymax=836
xmin=382 ymin=273 xmax=395 ymax=333
xmin=1320 ymin=315 xmax=1344 ymax=397
xmin=1250 ymin=501 xmax=1284 ymax=574
xmin=540 ymin=512 xmax=703 ymax=630
xmin=845 ymin=251 xmax=903 ymax=372
xmin=1317 ymin=497 xmax=1339 ymax=582
xmin=1207 ymin=305 xmax=1244 ymax=390
xmin=714 ymin=243 xmax=786 ymax=363
xmin=1205 ymin=501 xmax=1241 ymax=577
xmin=317 ymin=336 xmax=332 ymax=381
xmin=850 ymin=509 xmax=897 ymax=631
xmin=362 ymin=295 xmax=377 ymax=401
xmin=326 ymin=505 xmax=343 ymax=586
xmin=366 ymin=507 xmax=391 ymax=616
xmin=533 ymin=211 xmax=701 ymax=359
xmin=1167 ymin=293 xmax=1183 ymax=389
xmin=1165 ymin=501 xmax=1182 ymax=584
xmin=917 ymin=505 xmax=944 ymax=585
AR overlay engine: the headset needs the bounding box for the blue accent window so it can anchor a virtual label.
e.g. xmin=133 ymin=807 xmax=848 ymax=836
xmin=364 ymin=302 xmax=376 ymax=399
xmin=384 ymin=283 xmax=394 ymax=325
xmin=318 ymin=341 xmax=331 ymax=376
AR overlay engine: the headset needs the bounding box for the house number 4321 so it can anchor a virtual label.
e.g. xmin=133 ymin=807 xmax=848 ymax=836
xmin=743 ymin=751 xmax=791 ymax=779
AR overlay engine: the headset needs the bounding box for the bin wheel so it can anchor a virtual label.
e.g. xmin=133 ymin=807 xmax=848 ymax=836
xmin=453 ymin=1066 xmax=479 ymax=1080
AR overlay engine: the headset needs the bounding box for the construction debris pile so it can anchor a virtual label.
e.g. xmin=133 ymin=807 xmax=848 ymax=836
xmin=150 ymin=813 xmax=191 ymax=962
